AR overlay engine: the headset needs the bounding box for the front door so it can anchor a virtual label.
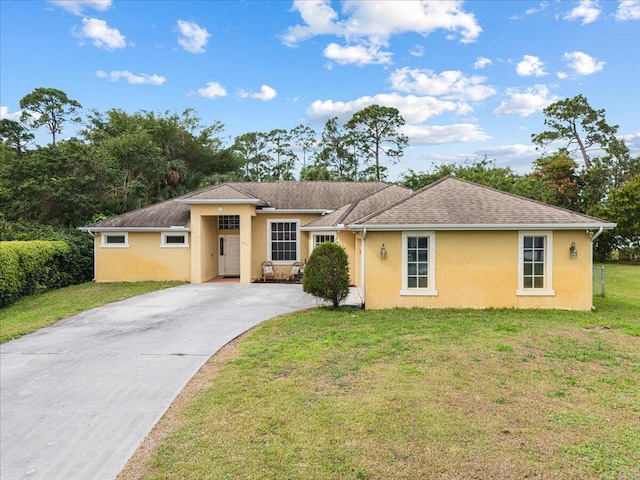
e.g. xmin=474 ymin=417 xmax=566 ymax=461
xmin=218 ymin=235 xmax=240 ymax=277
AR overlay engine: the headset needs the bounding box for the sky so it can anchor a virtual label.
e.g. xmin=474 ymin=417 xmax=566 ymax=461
xmin=1 ymin=0 xmax=639 ymax=181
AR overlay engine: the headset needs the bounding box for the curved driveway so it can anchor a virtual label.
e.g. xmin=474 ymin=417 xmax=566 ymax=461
xmin=1 ymin=283 xmax=318 ymax=480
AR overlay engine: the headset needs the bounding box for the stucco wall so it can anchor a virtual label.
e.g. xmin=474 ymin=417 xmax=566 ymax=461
xmin=94 ymin=232 xmax=191 ymax=282
xmin=364 ymin=230 xmax=594 ymax=311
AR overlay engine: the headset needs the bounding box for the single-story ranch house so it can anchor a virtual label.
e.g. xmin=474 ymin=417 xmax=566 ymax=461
xmin=81 ymin=177 xmax=615 ymax=311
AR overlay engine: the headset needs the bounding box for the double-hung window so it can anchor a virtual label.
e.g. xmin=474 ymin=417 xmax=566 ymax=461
xmin=268 ymin=220 xmax=300 ymax=263
xmin=517 ymin=231 xmax=554 ymax=296
xmin=401 ymin=231 xmax=437 ymax=296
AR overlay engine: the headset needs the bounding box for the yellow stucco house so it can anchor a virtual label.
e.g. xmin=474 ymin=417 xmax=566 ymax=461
xmin=81 ymin=177 xmax=615 ymax=311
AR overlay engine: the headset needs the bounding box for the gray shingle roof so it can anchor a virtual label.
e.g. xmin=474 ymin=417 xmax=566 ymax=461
xmin=181 ymin=181 xmax=395 ymax=210
xmin=87 ymin=198 xmax=190 ymax=229
xmin=354 ymin=176 xmax=614 ymax=228
xmin=305 ymin=184 xmax=413 ymax=228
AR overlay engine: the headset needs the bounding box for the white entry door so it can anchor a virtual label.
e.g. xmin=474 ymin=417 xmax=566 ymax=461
xmin=218 ymin=235 xmax=240 ymax=277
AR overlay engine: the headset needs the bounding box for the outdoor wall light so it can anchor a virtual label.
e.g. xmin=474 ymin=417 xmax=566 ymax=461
xmin=380 ymin=244 xmax=387 ymax=260
xmin=570 ymin=242 xmax=578 ymax=259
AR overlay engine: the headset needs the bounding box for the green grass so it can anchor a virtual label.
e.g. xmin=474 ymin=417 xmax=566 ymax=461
xmin=0 ymin=281 xmax=184 ymax=343
xmin=127 ymin=263 xmax=639 ymax=480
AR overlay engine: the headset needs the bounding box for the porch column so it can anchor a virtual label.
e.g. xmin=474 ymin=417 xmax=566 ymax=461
xmin=190 ymin=209 xmax=203 ymax=283
xmin=239 ymin=213 xmax=252 ymax=284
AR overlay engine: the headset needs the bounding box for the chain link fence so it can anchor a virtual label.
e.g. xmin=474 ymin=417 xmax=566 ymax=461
xmin=593 ymin=265 xmax=605 ymax=297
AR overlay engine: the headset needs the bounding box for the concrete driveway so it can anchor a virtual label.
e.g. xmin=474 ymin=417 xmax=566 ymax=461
xmin=1 ymin=283 xmax=318 ymax=480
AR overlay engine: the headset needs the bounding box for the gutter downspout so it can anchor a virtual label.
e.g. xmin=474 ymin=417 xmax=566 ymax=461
xmin=590 ymin=227 xmax=604 ymax=311
xmin=86 ymin=228 xmax=97 ymax=282
xmin=360 ymin=228 xmax=367 ymax=309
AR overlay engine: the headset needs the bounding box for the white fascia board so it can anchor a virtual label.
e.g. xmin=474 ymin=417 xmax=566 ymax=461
xmin=79 ymin=226 xmax=191 ymax=233
xmin=300 ymin=225 xmax=347 ymax=232
xmin=175 ymin=199 xmax=262 ymax=205
xmin=256 ymin=209 xmax=333 ymax=214
xmin=348 ymin=223 xmax=617 ymax=231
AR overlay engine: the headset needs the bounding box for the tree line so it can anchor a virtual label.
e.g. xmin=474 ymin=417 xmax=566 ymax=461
xmin=1 ymin=87 xmax=638 ymax=260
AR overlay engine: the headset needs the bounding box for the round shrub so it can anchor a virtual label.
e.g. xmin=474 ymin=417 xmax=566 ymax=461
xmin=302 ymin=242 xmax=350 ymax=308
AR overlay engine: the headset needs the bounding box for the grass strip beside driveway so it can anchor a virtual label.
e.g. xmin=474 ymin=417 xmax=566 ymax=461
xmin=0 ymin=281 xmax=184 ymax=343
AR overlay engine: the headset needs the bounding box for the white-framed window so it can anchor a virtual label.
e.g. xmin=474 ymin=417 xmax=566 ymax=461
xmin=268 ymin=220 xmax=300 ymax=264
xmin=401 ymin=231 xmax=437 ymax=296
xmin=218 ymin=215 xmax=239 ymax=230
xmin=161 ymin=232 xmax=189 ymax=248
xmin=517 ymin=231 xmax=554 ymax=296
xmin=313 ymin=232 xmax=336 ymax=248
xmin=100 ymin=232 xmax=129 ymax=248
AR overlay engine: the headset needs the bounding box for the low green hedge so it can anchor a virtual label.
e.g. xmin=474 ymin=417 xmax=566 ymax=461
xmin=0 ymin=241 xmax=79 ymax=307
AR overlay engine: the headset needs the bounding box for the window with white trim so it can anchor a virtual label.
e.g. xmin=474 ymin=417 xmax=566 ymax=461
xmin=161 ymin=232 xmax=189 ymax=248
xmin=517 ymin=231 xmax=554 ymax=296
xmin=218 ymin=215 xmax=239 ymax=230
xmin=313 ymin=233 xmax=336 ymax=247
xmin=101 ymin=233 xmax=129 ymax=248
xmin=268 ymin=220 xmax=300 ymax=263
xmin=401 ymin=231 xmax=437 ymax=296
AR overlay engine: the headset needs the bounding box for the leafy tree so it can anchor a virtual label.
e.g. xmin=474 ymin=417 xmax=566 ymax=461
xmin=531 ymin=94 xmax=620 ymax=170
xmin=299 ymin=164 xmax=332 ymax=180
xmin=19 ymin=87 xmax=82 ymax=146
xmin=82 ymin=108 xmax=233 ymax=197
xmin=607 ymin=174 xmax=640 ymax=257
xmin=302 ymin=242 xmax=350 ymax=308
xmin=290 ymin=124 xmax=317 ymax=169
xmin=265 ymin=128 xmax=296 ymax=180
xmin=315 ymin=117 xmax=359 ymax=181
xmin=531 ymin=153 xmax=582 ymax=211
xmin=99 ymin=130 xmax=165 ymax=212
xmin=232 ymin=132 xmax=270 ymax=181
xmin=0 ymin=119 xmax=34 ymax=155
xmin=345 ymin=104 xmax=408 ymax=181
xmin=0 ymin=139 xmax=113 ymax=226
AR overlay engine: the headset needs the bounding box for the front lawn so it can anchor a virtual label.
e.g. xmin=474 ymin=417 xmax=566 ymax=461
xmin=0 ymin=281 xmax=184 ymax=343
xmin=122 ymin=264 xmax=640 ymax=480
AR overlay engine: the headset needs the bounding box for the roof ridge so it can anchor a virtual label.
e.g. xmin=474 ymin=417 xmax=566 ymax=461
xmin=353 ymin=180 xmax=436 ymax=224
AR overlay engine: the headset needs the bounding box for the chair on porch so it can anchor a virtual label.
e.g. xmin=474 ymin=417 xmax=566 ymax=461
xmin=261 ymin=261 xmax=276 ymax=282
xmin=286 ymin=261 xmax=304 ymax=283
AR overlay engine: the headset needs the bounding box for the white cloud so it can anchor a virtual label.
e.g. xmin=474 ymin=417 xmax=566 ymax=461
xmin=401 ymin=123 xmax=492 ymax=145
xmin=72 ymin=17 xmax=126 ymax=50
xmin=494 ymin=85 xmax=560 ymax=117
xmin=388 ymin=68 xmax=496 ymax=102
xmin=474 ymin=144 xmax=541 ymax=173
xmin=516 ymin=55 xmax=547 ymax=77
xmin=48 ymin=0 xmax=111 ymax=15
xmin=177 ymin=19 xmax=210 ymax=54
xmin=197 ymin=82 xmax=228 ymax=99
xmin=0 ymin=106 xmax=22 ymax=121
xmin=324 ymin=42 xmax=392 ymax=66
xmin=282 ymin=0 xmax=481 ymax=66
xmin=616 ymin=0 xmax=640 ymax=20
xmin=307 ymin=92 xmax=470 ymax=125
xmin=238 ymin=85 xmax=277 ymax=102
xmin=96 ymin=70 xmax=166 ymax=85
xmin=564 ymin=0 xmax=601 ymax=25
xmin=563 ymin=51 xmax=605 ymax=75
xmin=473 ymin=56 xmax=492 ymax=70
xmin=410 ymin=45 xmax=424 ymax=57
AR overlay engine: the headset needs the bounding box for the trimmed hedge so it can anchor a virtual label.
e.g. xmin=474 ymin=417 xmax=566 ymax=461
xmin=0 ymin=241 xmax=79 ymax=307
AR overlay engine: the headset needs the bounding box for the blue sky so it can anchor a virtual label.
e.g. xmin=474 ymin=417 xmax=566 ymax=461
xmin=1 ymin=0 xmax=639 ymax=181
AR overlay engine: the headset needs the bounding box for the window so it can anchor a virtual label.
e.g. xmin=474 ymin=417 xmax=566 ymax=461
xmin=268 ymin=220 xmax=299 ymax=263
xmin=401 ymin=231 xmax=437 ymax=296
xmin=101 ymin=232 xmax=129 ymax=248
xmin=218 ymin=215 xmax=239 ymax=230
xmin=161 ymin=232 xmax=189 ymax=248
xmin=517 ymin=232 xmax=554 ymax=296
xmin=313 ymin=233 xmax=336 ymax=247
